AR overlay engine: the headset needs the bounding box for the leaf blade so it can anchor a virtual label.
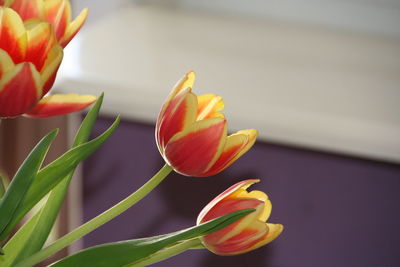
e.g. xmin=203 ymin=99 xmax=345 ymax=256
xmin=0 ymin=114 xmax=120 ymax=241
xmin=0 ymin=129 xmax=58 ymax=237
xmin=0 ymin=212 xmax=41 ymax=266
xmin=51 ymin=209 xmax=254 ymax=267
xmin=12 ymin=94 xmax=106 ymax=264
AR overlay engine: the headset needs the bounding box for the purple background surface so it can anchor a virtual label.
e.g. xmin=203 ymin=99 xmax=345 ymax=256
xmin=83 ymin=117 xmax=400 ymax=267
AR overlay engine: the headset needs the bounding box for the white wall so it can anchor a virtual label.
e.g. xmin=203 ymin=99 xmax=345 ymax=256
xmin=60 ymin=2 xmax=400 ymax=162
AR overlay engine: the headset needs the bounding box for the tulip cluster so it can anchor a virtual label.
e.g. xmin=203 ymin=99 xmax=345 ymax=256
xmin=0 ymin=1 xmax=94 ymax=118
xmin=156 ymin=72 xmax=283 ymax=255
xmin=156 ymin=71 xmax=257 ymax=177
xmin=0 ymin=0 xmax=284 ymax=263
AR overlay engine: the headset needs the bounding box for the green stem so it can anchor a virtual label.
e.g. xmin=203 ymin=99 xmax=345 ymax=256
xmin=131 ymin=238 xmax=203 ymax=267
xmin=15 ymin=164 xmax=173 ymax=267
xmin=0 ymin=172 xmax=7 ymax=199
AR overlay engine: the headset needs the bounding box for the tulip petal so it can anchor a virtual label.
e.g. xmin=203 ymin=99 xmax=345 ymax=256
xmin=40 ymin=44 xmax=62 ymax=95
xmin=0 ymin=62 xmax=41 ymax=117
xmin=228 ymin=189 xmax=271 ymax=222
xmin=197 ymin=179 xmax=260 ymax=225
xmin=235 ymin=223 xmax=284 ymax=255
xmin=156 ymin=88 xmax=197 ymax=152
xmin=263 ymin=223 xmax=284 ymax=245
xmin=204 ymin=129 xmax=258 ymax=176
xmin=164 ymin=117 xmax=227 ymax=176
xmin=216 ymin=200 xmax=265 ymax=243
xmin=196 ymin=94 xmax=224 ymax=120
xmin=0 ymin=7 xmax=27 ymax=63
xmin=200 ymin=198 xmax=265 ymax=246
xmin=0 ymin=1 xmax=13 ymax=6
xmin=25 ymin=93 xmax=96 ymax=118
xmin=44 ymin=0 xmax=69 ymax=41
xmin=7 ymin=0 xmax=44 ymax=21
xmin=212 ymin=223 xmax=283 ymax=256
xmin=0 ymin=49 xmax=14 ymax=78
xmin=24 ymin=19 xmax=57 ymax=71
xmin=59 ymin=7 xmax=87 ymax=47
xmin=214 ymin=220 xmax=269 ymax=255
xmin=172 ymin=70 xmax=195 ymax=99
xmin=158 ymin=71 xmax=196 ymax=122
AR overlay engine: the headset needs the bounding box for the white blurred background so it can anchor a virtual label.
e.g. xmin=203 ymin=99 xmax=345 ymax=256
xmin=60 ymin=0 xmax=400 ymax=162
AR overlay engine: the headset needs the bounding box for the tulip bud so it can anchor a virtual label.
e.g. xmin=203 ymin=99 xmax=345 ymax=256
xmin=197 ymin=179 xmax=283 ymax=255
xmin=156 ymin=71 xmax=258 ymax=177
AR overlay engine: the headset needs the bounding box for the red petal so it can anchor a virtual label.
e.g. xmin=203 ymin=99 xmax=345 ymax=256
xmin=200 ymin=198 xmax=264 ymax=246
xmin=8 ymin=0 xmax=44 ymax=21
xmin=0 ymin=62 xmax=41 ymax=117
xmin=164 ymin=118 xmax=227 ymax=176
xmin=204 ymin=129 xmax=257 ymax=176
xmin=44 ymin=0 xmax=69 ymax=41
xmin=24 ymin=20 xmax=57 ymax=71
xmin=25 ymin=93 xmax=96 ymax=118
xmin=156 ymin=88 xmax=197 ymax=152
xmin=197 ymin=179 xmax=260 ymax=225
xmin=157 ymin=71 xmax=196 ymax=124
xmin=0 ymin=7 xmax=27 ymax=63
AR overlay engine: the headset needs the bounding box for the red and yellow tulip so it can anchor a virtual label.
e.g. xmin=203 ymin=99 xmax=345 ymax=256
xmin=0 ymin=0 xmax=88 ymax=47
xmin=156 ymin=71 xmax=258 ymax=177
xmin=197 ymin=179 xmax=283 ymax=255
xmin=0 ymin=7 xmax=95 ymax=118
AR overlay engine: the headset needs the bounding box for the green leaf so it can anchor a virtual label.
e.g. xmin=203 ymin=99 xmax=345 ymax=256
xmin=0 ymin=130 xmax=58 ymax=237
xmin=72 ymin=93 xmax=105 ymax=147
xmin=51 ymin=209 xmax=254 ymax=267
xmin=0 ymin=212 xmax=41 ymax=267
xmin=0 ymin=172 xmax=8 ymax=199
xmin=11 ymin=94 xmax=106 ymax=264
xmin=0 ymin=114 xmax=120 ymax=241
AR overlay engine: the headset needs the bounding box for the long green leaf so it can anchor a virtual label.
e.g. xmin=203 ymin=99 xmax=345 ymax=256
xmin=0 ymin=115 xmax=120 ymax=241
xmin=51 ymin=209 xmax=255 ymax=267
xmin=12 ymin=94 xmax=106 ymax=264
xmin=71 ymin=93 xmax=105 ymax=147
xmin=0 ymin=211 xmax=41 ymax=266
xmin=0 ymin=130 xmax=58 ymax=236
xmin=0 ymin=172 xmax=7 ymax=199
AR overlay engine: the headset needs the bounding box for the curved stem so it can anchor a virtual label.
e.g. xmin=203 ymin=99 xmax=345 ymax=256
xmin=16 ymin=164 xmax=173 ymax=267
xmin=131 ymin=238 xmax=203 ymax=267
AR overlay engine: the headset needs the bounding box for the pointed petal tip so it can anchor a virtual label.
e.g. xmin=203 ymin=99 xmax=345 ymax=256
xmin=25 ymin=94 xmax=96 ymax=118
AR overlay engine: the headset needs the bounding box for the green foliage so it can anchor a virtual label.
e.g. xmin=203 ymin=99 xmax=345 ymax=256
xmin=0 ymin=130 xmax=58 ymax=237
xmin=11 ymin=94 xmax=113 ymax=265
xmin=52 ymin=209 xmax=255 ymax=267
xmin=0 ymin=213 xmax=41 ymax=266
xmin=0 ymin=172 xmax=8 ymax=199
xmin=0 ymin=112 xmax=120 ymax=242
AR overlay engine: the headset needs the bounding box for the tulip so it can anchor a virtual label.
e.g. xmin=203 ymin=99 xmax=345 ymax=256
xmin=0 ymin=0 xmax=88 ymax=47
xmin=156 ymin=71 xmax=258 ymax=177
xmin=197 ymin=179 xmax=283 ymax=255
xmin=0 ymin=7 xmax=95 ymax=118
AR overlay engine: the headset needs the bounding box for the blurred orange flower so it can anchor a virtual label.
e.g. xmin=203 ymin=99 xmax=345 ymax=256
xmin=1 ymin=0 xmax=88 ymax=47
xmin=0 ymin=7 xmax=95 ymax=118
